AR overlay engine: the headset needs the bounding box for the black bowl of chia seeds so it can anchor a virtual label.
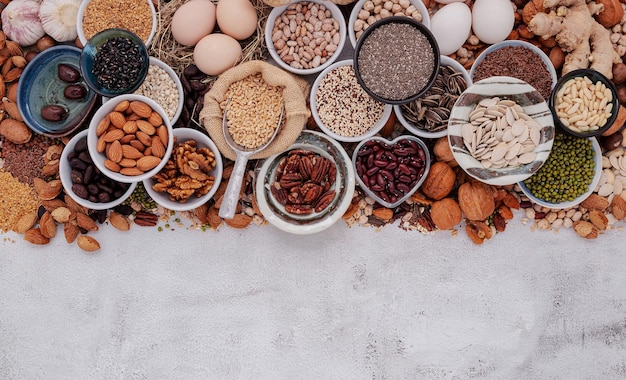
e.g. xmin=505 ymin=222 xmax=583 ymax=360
xmin=80 ymin=28 xmax=149 ymax=98
xmin=353 ymin=16 xmax=440 ymax=105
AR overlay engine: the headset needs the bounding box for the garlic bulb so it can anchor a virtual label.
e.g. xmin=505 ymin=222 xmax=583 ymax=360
xmin=39 ymin=0 xmax=81 ymax=42
xmin=0 ymin=0 xmax=46 ymax=47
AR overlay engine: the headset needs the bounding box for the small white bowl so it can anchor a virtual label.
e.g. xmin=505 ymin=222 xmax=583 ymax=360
xmin=255 ymin=130 xmax=356 ymax=235
xmin=394 ymin=55 xmax=471 ymax=139
xmin=348 ymin=0 xmax=430 ymax=48
xmin=143 ymin=128 xmax=223 ymax=212
xmin=60 ymin=129 xmax=137 ymax=210
xmin=469 ymin=40 xmax=557 ymax=97
xmin=265 ymin=0 xmax=347 ymax=76
xmin=518 ymin=136 xmax=602 ymax=209
xmin=87 ymin=94 xmax=174 ymax=183
xmin=103 ymin=57 xmax=185 ymax=125
xmin=76 ymin=0 xmax=157 ymax=48
xmin=310 ymin=59 xmax=393 ymax=143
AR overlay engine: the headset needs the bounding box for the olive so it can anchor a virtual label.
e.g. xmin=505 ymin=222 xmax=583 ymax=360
xmin=41 ymin=104 xmax=68 ymax=122
xmin=57 ymin=63 xmax=81 ymax=83
xmin=64 ymin=84 xmax=87 ymax=100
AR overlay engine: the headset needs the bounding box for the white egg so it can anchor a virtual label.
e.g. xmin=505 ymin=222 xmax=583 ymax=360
xmin=472 ymin=0 xmax=515 ymax=44
xmin=430 ymin=2 xmax=472 ymax=56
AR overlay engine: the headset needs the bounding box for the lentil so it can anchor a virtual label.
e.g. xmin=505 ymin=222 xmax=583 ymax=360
xmin=315 ymin=64 xmax=385 ymax=137
xmin=271 ymin=1 xmax=341 ymax=70
xmin=220 ymin=74 xmax=284 ymax=150
xmin=353 ymin=0 xmax=424 ymax=41
xmin=0 ymin=170 xmax=40 ymax=232
xmin=133 ymin=64 xmax=180 ymax=121
xmin=82 ymin=0 xmax=153 ymax=43
xmin=523 ymin=132 xmax=595 ymax=203
xmin=93 ymin=37 xmax=145 ymax=91
xmin=472 ymin=46 xmax=553 ymax=100
xmin=357 ymin=22 xmax=435 ymax=101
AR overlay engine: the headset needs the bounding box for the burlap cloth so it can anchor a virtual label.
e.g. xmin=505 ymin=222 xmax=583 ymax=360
xmin=199 ymin=60 xmax=310 ymax=161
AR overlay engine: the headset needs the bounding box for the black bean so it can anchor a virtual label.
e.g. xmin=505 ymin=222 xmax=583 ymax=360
xmin=41 ymin=104 xmax=68 ymax=122
xmin=58 ymin=63 xmax=81 ymax=83
xmin=64 ymin=84 xmax=87 ymax=100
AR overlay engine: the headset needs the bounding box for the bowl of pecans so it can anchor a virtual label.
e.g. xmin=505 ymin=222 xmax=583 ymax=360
xmin=448 ymin=76 xmax=556 ymax=186
xmin=86 ymin=94 xmax=174 ymax=183
xmin=255 ymin=130 xmax=356 ymax=234
xmin=143 ymin=128 xmax=223 ymax=212
xmin=394 ymin=55 xmax=471 ymax=139
xmin=310 ymin=59 xmax=393 ymax=143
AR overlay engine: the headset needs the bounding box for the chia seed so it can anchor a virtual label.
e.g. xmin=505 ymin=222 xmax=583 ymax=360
xmin=472 ymin=45 xmax=553 ymax=100
xmin=93 ymin=37 xmax=145 ymax=91
xmin=357 ymin=22 xmax=435 ymax=101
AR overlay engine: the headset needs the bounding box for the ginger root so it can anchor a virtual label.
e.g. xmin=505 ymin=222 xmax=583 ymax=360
xmin=528 ymin=0 xmax=620 ymax=79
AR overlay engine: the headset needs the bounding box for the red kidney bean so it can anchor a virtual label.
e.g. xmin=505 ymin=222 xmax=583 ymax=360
xmin=355 ymin=137 xmax=428 ymax=203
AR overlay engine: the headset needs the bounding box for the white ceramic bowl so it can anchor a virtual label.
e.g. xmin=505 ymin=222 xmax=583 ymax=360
xmin=76 ymin=0 xmax=157 ymax=48
xmin=87 ymin=94 xmax=174 ymax=183
xmin=448 ymin=76 xmax=555 ymax=186
xmin=310 ymin=59 xmax=393 ymax=143
xmin=255 ymin=130 xmax=355 ymax=235
xmin=518 ymin=136 xmax=602 ymax=209
xmin=103 ymin=57 xmax=185 ymax=125
xmin=348 ymin=0 xmax=430 ymax=48
xmin=469 ymin=40 xmax=558 ymax=98
xmin=60 ymin=129 xmax=137 ymax=210
xmin=143 ymin=128 xmax=223 ymax=212
xmin=265 ymin=0 xmax=347 ymax=76
xmin=394 ymin=55 xmax=471 ymax=139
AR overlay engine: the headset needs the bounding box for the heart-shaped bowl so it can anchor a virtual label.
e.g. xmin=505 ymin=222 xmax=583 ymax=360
xmin=255 ymin=130 xmax=355 ymax=235
xmin=352 ymin=135 xmax=430 ymax=208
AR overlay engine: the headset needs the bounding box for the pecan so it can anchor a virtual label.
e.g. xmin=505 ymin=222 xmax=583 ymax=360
xmin=493 ymin=213 xmax=507 ymax=232
xmin=285 ymin=204 xmax=313 ymax=215
xmin=314 ymin=190 xmax=336 ymax=213
xmin=270 ymin=185 xmax=289 ymax=204
xmin=301 ymin=183 xmax=323 ymax=203
xmin=279 ymin=172 xmax=303 ymax=189
xmin=134 ymin=211 xmax=159 ymax=227
xmin=311 ymin=157 xmax=330 ymax=184
xmin=299 ymin=155 xmax=313 ymax=178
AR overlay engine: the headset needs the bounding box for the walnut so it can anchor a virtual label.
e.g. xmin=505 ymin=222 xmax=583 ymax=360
xmin=457 ymin=181 xmax=495 ymax=221
xmin=430 ymin=198 xmax=462 ymax=230
xmin=421 ymin=161 xmax=456 ymax=200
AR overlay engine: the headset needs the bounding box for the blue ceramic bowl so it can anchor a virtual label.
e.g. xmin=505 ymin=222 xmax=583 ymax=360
xmin=17 ymin=45 xmax=98 ymax=137
xmin=79 ymin=28 xmax=149 ymax=97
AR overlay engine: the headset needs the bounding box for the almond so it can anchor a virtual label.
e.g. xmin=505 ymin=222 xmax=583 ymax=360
xmin=109 ymin=111 xmax=127 ymax=129
xmin=109 ymin=211 xmax=131 ymax=231
xmin=96 ymin=115 xmax=110 ymax=136
xmin=77 ymin=236 xmax=100 ymax=252
xmin=3 ymin=98 xmax=22 ymax=120
xmin=104 ymin=159 xmax=121 ymax=172
xmin=136 ymin=155 xmax=161 ymax=172
xmin=207 ymin=206 xmax=223 ymax=229
xmin=96 ymin=135 xmax=106 ymax=152
xmin=33 ymin=178 xmax=62 ymax=200
xmin=224 ymin=213 xmax=252 ymax=229
xmin=130 ymin=100 xmax=152 ymax=118
xmin=41 ymin=163 xmax=59 ymax=177
xmin=64 ymin=222 xmax=79 ymax=244
xmin=136 ymin=119 xmax=156 ymax=135
xmin=611 ymin=194 xmax=626 ymax=220
xmin=14 ymin=211 xmax=38 ymax=234
xmin=11 ymin=55 xmax=26 ymax=68
xmin=151 ymin=136 xmax=165 ymax=158
xmin=4 ymin=66 xmax=22 ymax=82
xmin=120 ymin=167 xmax=144 ymax=176
xmin=148 ymin=111 xmax=163 ymax=127
xmin=129 ymin=139 xmax=146 ymax=152
xmin=118 ymin=158 xmax=137 ymax=168
xmin=24 ymin=228 xmax=50 ymax=245
xmin=342 ymin=201 xmax=359 ymax=220
xmin=372 ymin=207 xmax=393 ymax=221
xmin=573 ymin=220 xmax=598 ymax=239
xmin=6 ymin=81 xmax=17 ymax=103
xmin=588 ymin=209 xmax=609 ymax=230
xmin=0 ymin=118 xmax=31 ymax=144
xmin=114 ymin=100 xmax=130 ymax=113
xmin=64 ymin=195 xmax=89 ymax=215
xmin=107 ymin=140 xmax=123 ymax=163
xmin=122 ymin=144 xmax=144 ymax=159
xmin=123 ymin=120 xmax=138 ymax=134
xmin=157 ymin=125 xmax=169 ymax=146
xmin=41 ymin=199 xmax=66 ymax=211
xmin=5 ymin=40 xmax=22 ymax=56
xmin=77 ymin=212 xmax=98 ymax=231
xmin=581 ymin=194 xmax=609 ymax=211
xmin=136 ymin=130 xmax=153 ymax=146
xmin=39 ymin=211 xmax=57 ymax=239
xmin=51 ymin=207 xmax=73 ymax=224
xmin=103 ymin=129 xmax=125 ymax=142
xmin=194 ymin=203 xmax=210 ymax=224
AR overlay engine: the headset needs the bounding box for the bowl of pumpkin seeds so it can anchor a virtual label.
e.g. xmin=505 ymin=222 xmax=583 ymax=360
xmin=448 ymin=76 xmax=556 ymax=186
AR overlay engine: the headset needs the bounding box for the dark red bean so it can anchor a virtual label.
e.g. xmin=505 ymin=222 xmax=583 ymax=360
xmin=366 ymin=166 xmax=379 ymax=176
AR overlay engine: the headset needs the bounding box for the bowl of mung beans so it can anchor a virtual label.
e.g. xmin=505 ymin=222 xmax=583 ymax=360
xmin=518 ymin=132 xmax=602 ymax=209
xmin=76 ymin=0 xmax=157 ymax=48
xmin=310 ymin=59 xmax=393 ymax=143
xmin=353 ymin=16 xmax=440 ymax=105
xmin=265 ymin=0 xmax=347 ymax=76
xmin=80 ymin=28 xmax=150 ymax=98
xmin=348 ymin=0 xmax=430 ymax=48
xmin=394 ymin=55 xmax=471 ymax=139
xmin=549 ymin=68 xmax=618 ymax=138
